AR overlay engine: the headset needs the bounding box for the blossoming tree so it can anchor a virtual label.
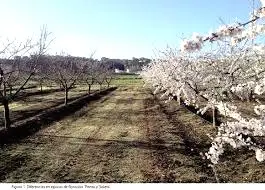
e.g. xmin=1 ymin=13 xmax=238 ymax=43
xmin=141 ymin=0 xmax=265 ymax=165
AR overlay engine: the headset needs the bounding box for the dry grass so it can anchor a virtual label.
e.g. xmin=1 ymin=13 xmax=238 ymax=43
xmin=0 ymin=85 xmax=100 ymax=128
xmin=0 ymin=85 xmax=264 ymax=182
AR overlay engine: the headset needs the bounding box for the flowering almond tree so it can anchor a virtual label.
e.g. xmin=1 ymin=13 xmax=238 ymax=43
xmin=141 ymin=0 xmax=265 ymax=166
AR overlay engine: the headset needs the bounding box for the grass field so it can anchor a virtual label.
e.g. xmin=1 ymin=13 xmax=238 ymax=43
xmin=0 ymin=75 xmax=264 ymax=182
xmin=0 ymin=74 xmax=140 ymax=129
xmin=110 ymin=73 xmax=143 ymax=86
xmin=0 ymin=85 xmax=101 ymax=128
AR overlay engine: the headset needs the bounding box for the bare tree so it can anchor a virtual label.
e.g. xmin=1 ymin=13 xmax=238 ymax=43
xmin=48 ymin=54 xmax=85 ymax=105
xmin=96 ymin=73 xmax=106 ymax=90
xmin=0 ymin=27 xmax=51 ymax=130
xmin=94 ymin=62 xmax=111 ymax=90
xmin=32 ymin=55 xmax=51 ymax=93
xmin=81 ymin=59 xmax=98 ymax=94
xmin=105 ymin=69 xmax=114 ymax=88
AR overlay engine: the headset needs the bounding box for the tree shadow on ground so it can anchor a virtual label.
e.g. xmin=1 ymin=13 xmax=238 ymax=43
xmin=0 ymin=88 xmax=117 ymax=145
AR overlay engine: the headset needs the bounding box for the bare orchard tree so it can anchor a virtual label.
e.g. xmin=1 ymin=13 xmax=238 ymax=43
xmin=105 ymin=69 xmax=114 ymax=87
xmin=0 ymin=27 xmax=51 ymax=130
xmin=1 ymin=56 xmax=27 ymax=96
xmin=98 ymin=59 xmax=114 ymax=87
xmin=48 ymin=55 xmax=85 ymax=105
xmin=32 ymin=55 xmax=51 ymax=93
xmin=94 ymin=62 xmax=112 ymax=90
xmin=81 ymin=58 xmax=98 ymax=94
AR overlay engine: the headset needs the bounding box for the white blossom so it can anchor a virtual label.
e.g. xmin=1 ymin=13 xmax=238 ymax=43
xmin=254 ymin=105 xmax=265 ymax=115
xmin=141 ymin=2 xmax=265 ymax=165
xmin=255 ymin=148 xmax=265 ymax=162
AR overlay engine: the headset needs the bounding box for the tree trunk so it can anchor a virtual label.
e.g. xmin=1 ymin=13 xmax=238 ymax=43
xmin=9 ymin=86 xmax=12 ymax=96
xmin=213 ymin=107 xmax=217 ymax=128
xmin=64 ymin=88 xmax=68 ymax=105
xmin=88 ymin=84 xmax=91 ymax=95
xmin=40 ymin=82 xmax=43 ymax=93
xmin=177 ymin=96 xmax=181 ymax=106
xmin=248 ymin=90 xmax=253 ymax=102
xmin=3 ymin=98 xmax=11 ymax=130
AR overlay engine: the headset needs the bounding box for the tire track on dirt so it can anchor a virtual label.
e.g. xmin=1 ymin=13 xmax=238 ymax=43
xmin=142 ymin=93 xmax=216 ymax=182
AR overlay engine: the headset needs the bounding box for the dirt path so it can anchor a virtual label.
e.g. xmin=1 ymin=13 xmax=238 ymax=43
xmin=0 ymin=86 xmax=235 ymax=182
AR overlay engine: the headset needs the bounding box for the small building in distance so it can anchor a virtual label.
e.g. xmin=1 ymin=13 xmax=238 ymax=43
xmin=115 ymin=69 xmax=124 ymax=73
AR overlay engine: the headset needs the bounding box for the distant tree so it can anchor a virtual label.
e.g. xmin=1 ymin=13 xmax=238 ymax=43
xmin=32 ymin=55 xmax=50 ymax=93
xmin=81 ymin=58 xmax=97 ymax=94
xmin=112 ymin=62 xmax=125 ymax=70
xmin=48 ymin=54 xmax=85 ymax=105
xmin=99 ymin=57 xmax=150 ymax=72
xmin=105 ymin=70 xmax=114 ymax=88
xmin=94 ymin=62 xmax=108 ymax=90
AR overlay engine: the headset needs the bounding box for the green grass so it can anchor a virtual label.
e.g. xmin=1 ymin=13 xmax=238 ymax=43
xmin=113 ymin=73 xmax=141 ymax=78
xmin=111 ymin=74 xmax=143 ymax=86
